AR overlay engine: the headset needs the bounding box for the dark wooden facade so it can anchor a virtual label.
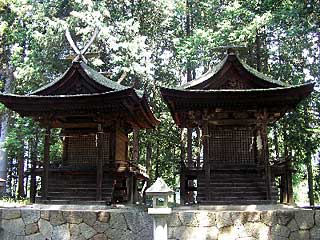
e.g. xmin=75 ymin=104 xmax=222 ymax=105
xmin=161 ymin=50 xmax=314 ymax=205
xmin=0 ymin=61 xmax=159 ymax=204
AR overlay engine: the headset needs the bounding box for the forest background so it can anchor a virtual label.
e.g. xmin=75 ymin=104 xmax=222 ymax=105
xmin=0 ymin=0 xmax=319 ymax=205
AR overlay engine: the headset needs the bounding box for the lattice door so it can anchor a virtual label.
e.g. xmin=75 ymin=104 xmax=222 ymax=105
xmin=64 ymin=133 xmax=110 ymax=166
xmin=208 ymin=127 xmax=255 ymax=165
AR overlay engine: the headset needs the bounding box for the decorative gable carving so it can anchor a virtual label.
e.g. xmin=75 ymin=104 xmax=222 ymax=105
xmin=35 ymin=66 xmax=111 ymax=96
xmin=218 ymin=75 xmax=253 ymax=89
xmin=207 ymin=66 xmax=258 ymax=90
xmin=51 ymin=74 xmax=97 ymax=95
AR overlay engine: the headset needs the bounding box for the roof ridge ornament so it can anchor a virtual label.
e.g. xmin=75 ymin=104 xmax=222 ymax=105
xmin=212 ymin=45 xmax=246 ymax=55
xmin=65 ymin=27 xmax=100 ymax=64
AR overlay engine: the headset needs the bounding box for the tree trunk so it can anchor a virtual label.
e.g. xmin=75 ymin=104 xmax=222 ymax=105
xmin=185 ymin=0 xmax=193 ymax=83
xmin=0 ymin=63 xmax=14 ymax=191
xmin=17 ymin=140 xmax=25 ymax=199
xmin=155 ymin=140 xmax=160 ymax=178
xmin=303 ymin=104 xmax=314 ymax=206
xmin=146 ymin=136 xmax=152 ymax=178
xmin=180 ymin=128 xmax=187 ymax=205
xmin=273 ymin=125 xmax=279 ymax=159
xmin=255 ymin=30 xmax=262 ymax=71
xmin=30 ymin=128 xmax=39 ymax=203
xmin=306 ymin=152 xmax=314 ymax=206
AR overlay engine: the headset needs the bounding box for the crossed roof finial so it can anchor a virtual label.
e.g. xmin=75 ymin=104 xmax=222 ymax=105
xmin=65 ymin=27 xmax=100 ymax=63
xmin=212 ymin=45 xmax=246 ymax=55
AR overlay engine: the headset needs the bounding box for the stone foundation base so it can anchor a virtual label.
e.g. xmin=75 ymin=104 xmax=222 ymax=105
xmin=168 ymin=206 xmax=320 ymax=240
xmin=0 ymin=205 xmax=319 ymax=240
xmin=0 ymin=206 xmax=152 ymax=240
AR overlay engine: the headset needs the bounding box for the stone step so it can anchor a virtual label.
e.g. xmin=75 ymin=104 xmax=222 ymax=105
xmin=47 ymin=193 xmax=112 ymax=199
xmin=48 ymin=181 xmax=113 ymax=187
xmin=48 ymin=188 xmax=112 ymax=194
xmin=197 ymin=182 xmax=266 ymax=187
xmin=37 ymin=199 xmax=109 ymax=205
xmin=197 ymin=186 xmax=278 ymax=194
xmin=47 ymin=196 xmax=96 ymax=200
xmin=196 ymin=186 xmax=267 ymax=193
xmin=196 ymin=192 xmax=278 ymax=200
xmin=199 ymin=173 xmax=263 ymax=177
xmin=197 ymin=191 xmax=278 ymax=200
xmin=197 ymin=199 xmax=276 ymax=205
xmin=48 ymin=182 xmax=113 ymax=186
xmin=48 ymin=179 xmax=113 ymax=183
xmin=197 ymin=177 xmax=266 ymax=183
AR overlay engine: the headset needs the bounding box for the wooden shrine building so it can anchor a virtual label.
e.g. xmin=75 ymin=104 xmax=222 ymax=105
xmin=0 ymin=60 xmax=159 ymax=204
xmin=161 ymin=49 xmax=314 ymax=205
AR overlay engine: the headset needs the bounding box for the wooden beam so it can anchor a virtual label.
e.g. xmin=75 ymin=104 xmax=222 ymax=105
xmin=42 ymin=125 xmax=51 ymax=200
xmin=51 ymin=122 xmax=100 ymax=129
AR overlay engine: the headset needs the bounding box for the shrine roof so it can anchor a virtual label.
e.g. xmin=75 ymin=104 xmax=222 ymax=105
xmin=175 ymin=51 xmax=289 ymax=91
xmin=0 ymin=88 xmax=159 ymax=128
xmin=160 ymin=49 xmax=315 ymax=127
xmin=30 ymin=61 xmax=143 ymax=97
xmin=0 ymin=60 xmax=159 ymax=128
xmin=160 ymin=82 xmax=314 ymax=127
xmin=162 ymin=82 xmax=313 ymax=94
xmin=161 ymin=82 xmax=314 ymax=98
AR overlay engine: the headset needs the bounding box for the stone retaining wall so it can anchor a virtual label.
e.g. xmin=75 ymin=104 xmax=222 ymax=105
xmin=0 ymin=208 xmax=153 ymax=240
xmin=168 ymin=208 xmax=320 ymax=240
xmin=0 ymin=206 xmax=319 ymax=240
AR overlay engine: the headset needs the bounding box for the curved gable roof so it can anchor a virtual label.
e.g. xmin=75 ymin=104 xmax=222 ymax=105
xmin=31 ymin=61 xmax=129 ymax=96
xmin=180 ymin=52 xmax=287 ymax=90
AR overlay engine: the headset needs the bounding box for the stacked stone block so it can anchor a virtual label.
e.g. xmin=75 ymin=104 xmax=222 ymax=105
xmin=0 ymin=208 xmax=153 ymax=240
xmin=0 ymin=207 xmax=319 ymax=240
xmin=168 ymin=209 xmax=320 ymax=240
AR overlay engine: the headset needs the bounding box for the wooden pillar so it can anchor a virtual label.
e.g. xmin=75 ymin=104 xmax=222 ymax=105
xmin=132 ymin=128 xmax=139 ymax=162
xmin=96 ymin=125 xmax=103 ymax=201
xmin=42 ymin=125 xmax=51 ymax=200
xmin=62 ymin=137 xmax=68 ymax=164
xmin=286 ymin=159 xmax=294 ymax=204
xmin=127 ymin=173 xmax=135 ymax=204
xmin=179 ymin=168 xmax=186 ymax=205
xmin=179 ymin=128 xmax=186 ymax=205
xmin=202 ymin=115 xmax=210 ymax=201
xmin=187 ymin=128 xmax=192 ymax=167
xmin=280 ymin=173 xmax=288 ymax=203
xmin=257 ymin=110 xmax=271 ymax=201
xmin=133 ymin=176 xmax=138 ymax=203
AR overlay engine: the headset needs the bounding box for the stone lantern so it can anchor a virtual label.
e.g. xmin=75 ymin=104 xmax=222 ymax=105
xmin=146 ymin=178 xmax=173 ymax=240
xmin=0 ymin=178 xmax=6 ymax=196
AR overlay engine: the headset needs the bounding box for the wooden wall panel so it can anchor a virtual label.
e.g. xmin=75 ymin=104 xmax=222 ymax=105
xmin=115 ymin=129 xmax=128 ymax=161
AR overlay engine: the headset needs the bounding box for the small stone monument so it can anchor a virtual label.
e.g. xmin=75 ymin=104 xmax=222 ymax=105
xmin=146 ymin=178 xmax=173 ymax=240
